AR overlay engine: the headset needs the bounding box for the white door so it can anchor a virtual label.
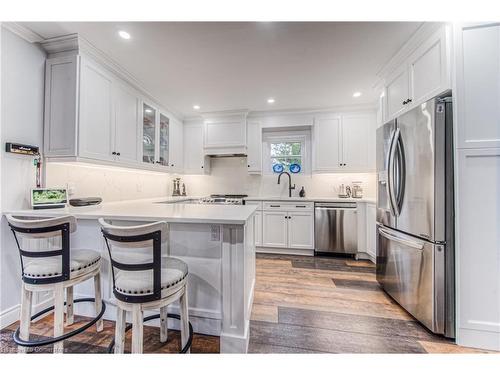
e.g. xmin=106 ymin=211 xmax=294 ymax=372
xmin=262 ymin=211 xmax=288 ymax=248
xmin=341 ymin=114 xmax=376 ymax=171
xmin=169 ymin=117 xmax=184 ymax=171
xmin=385 ymin=65 xmax=409 ymax=120
xmin=79 ymin=59 xmax=113 ymax=160
xmin=113 ymin=83 xmax=139 ymax=163
xmin=246 ymin=120 xmax=262 ymax=173
xmin=409 ymin=27 xmax=449 ymax=106
xmin=313 ymin=116 xmax=342 ymax=171
xmin=458 ymin=24 xmax=500 ymax=149
xmin=254 ymin=211 xmax=262 ymax=247
xmin=183 ymin=124 xmax=207 ymax=174
xmin=287 ymin=212 xmax=314 ymax=249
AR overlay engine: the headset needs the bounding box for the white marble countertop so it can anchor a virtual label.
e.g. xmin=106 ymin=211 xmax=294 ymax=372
xmin=243 ymin=196 xmax=376 ymax=204
xmin=4 ymin=196 xmax=257 ymax=225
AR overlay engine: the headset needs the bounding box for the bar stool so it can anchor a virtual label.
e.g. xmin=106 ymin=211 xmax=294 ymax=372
xmin=6 ymin=215 xmax=106 ymax=354
xmin=98 ymin=219 xmax=192 ymax=354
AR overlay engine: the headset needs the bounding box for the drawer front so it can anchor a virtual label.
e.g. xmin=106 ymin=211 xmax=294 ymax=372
xmin=244 ymin=200 xmax=263 ymax=211
xmin=263 ymin=201 xmax=314 ymax=212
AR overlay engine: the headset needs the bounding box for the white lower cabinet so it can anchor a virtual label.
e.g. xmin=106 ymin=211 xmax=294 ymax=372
xmin=254 ymin=211 xmax=262 ymax=247
xmin=261 ymin=204 xmax=314 ymax=250
xmin=288 ymin=212 xmax=314 ymax=249
xmin=365 ymin=203 xmax=376 ymax=259
xmin=262 ymin=211 xmax=288 ymax=248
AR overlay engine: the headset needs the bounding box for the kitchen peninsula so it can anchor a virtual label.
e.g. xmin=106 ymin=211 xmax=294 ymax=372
xmin=5 ymin=197 xmax=258 ymax=353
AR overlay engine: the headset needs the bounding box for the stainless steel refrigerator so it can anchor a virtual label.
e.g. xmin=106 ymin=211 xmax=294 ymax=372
xmin=376 ymin=93 xmax=455 ymax=338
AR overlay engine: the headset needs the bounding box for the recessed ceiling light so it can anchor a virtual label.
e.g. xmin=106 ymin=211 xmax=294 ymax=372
xmin=118 ymin=30 xmax=131 ymax=40
xmin=193 ymin=105 xmax=200 ymax=110
xmin=267 ymin=98 xmax=275 ymax=104
xmin=353 ymin=92 xmax=362 ymax=98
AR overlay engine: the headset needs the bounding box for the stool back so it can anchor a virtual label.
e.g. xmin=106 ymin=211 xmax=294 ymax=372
xmin=6 ymin=215 xmax=77 ymax=284
xmin=99 ymin=219 xmax=168 ymax=303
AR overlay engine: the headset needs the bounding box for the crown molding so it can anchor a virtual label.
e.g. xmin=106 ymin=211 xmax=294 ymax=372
xmin=373 ymin=22 xmax=445 ymax=88
xmin=1 ymin=22 xmax=44 ymax=43
xmin=36 ymin=33 xmax=184 ymax=121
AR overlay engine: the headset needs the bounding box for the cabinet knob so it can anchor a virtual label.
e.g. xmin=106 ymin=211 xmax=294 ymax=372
xmin=201 ymin=166 xmax=204 ymax=168
xmin=248 ymin=165 xmax=250 ymax=168
xmin=402 ymin=100 xmax=408 ymax=105
xmin=112 ymin=152 xmax=116 ymax=155
xmin=116 ymin=152 xmax=121 ymax=156
xmin=171 ymin=164 xmax=174 ymax=167
xmin=407 ymin=98 xmax=412 ymax=103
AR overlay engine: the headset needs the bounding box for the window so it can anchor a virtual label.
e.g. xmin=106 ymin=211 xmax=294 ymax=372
xmin=270 ymin=142 xmax=302 ymax=172
xmin=262 ymin=130 xmax=311 ymax=175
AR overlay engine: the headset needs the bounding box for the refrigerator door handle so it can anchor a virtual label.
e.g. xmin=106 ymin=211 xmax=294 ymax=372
xmin=387 ymin=128 xmax=400 ymax=217
xmin=395 ymin=133 xmax=406 ymax=214
xmin=378 ymin=226 xmax=425 ymax=250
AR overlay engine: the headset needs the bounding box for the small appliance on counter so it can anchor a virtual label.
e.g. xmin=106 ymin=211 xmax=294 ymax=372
xmin=338 ymin=184 xmax=351 ymax=198
xmin=69 ymin=197 xmax=102 ymax=207
xmin=172 ymin=177 xmax=182 ymax=196
xmin=31 ymin=188 xmax=68 ymax=209
xmin=351 ymin=181 xmax=364 ymax=198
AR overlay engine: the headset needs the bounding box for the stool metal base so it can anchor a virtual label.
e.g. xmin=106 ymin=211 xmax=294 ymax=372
xmin=13 ymin=297 xmax=106 ymax=348
xmin=107 ymin=313 xmax=193 ymax=354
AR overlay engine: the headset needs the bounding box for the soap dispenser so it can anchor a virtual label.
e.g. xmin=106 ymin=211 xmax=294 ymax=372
xmin=299 ymin=186 xmax=306 ymax=198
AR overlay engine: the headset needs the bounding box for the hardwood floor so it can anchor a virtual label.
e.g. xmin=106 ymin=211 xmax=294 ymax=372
xmin=0 ymin=254 xmax=492 ymax=354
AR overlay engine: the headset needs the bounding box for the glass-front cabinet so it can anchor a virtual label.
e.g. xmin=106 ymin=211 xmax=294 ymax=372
xmin=142 ymin=103 xmax=157 ymax=164
xmin=158 ymin=113 xmax=170 ymax=166
xmin=141 ymin=101 xmax=170 ymax=167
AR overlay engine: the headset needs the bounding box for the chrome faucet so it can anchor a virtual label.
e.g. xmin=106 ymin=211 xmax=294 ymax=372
xmin=277 ymin=172 xmax=296 ymax=198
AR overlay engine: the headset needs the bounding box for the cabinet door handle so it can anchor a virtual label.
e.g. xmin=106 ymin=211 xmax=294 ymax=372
xmin=402 ymin=100 xmax=408 ymax=105
xmin=407 ymin=98 xmax=412 ymax=103
xmin=112 ymin=151 xmax=117 ymax=155
xmin=270 ymin=205 xmax=281 ymax=207
xmin=116 ymin=152 xmax=121 ymax=156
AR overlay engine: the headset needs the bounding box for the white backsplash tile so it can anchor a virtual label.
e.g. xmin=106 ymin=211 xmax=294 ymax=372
xmin=45 ymin=157 xmax=376 ymax=202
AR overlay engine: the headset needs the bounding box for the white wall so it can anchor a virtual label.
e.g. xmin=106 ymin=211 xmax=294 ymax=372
xmin=0 ymin=27 xmax=46 ymax=327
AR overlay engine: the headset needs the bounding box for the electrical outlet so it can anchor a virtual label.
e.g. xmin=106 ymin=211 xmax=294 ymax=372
xmin=210 ymin=226 xmax=220 ymax=241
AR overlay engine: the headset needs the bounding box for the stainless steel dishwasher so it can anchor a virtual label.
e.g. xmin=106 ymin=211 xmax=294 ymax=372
xmin=314 ymin=202 xmax=358 ymax=255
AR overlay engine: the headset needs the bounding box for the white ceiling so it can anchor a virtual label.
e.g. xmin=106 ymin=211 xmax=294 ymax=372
xmin=22 ymin=22 xmax=425 ymax=118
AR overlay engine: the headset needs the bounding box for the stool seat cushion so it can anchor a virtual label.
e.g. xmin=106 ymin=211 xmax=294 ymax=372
xmin=114 ymin=257 xmax=188 ymax=298
xmin=23 ymin=249 xmax=101 ymax=279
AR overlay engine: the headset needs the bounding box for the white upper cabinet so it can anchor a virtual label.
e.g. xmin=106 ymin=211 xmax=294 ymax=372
xmin=203 ymin=112 xmax=247 ymax=155
xmin=169 ymin=117 xmax=184 ymax=172
xmin=78 ymin=58 xmax=114 ymax=161
xmin=113 ymin=82 xmax=140 ymax=164
xmin=381 ymin=25 xmax=451 ymax=122
xmin=313 ymin=112 xmax=376 ymax=173
xmin=385 ymin=65 xmax=409 ymax=120
xmin=183 ymin=123 xmax=210 ymax=174
xmin=456 ymin=23 xmax=500 ymax=149
xmin=408 ymin=26 xmax=449 ymax=105
xmin=43 ymin=51 xmax=182 ymax=172
xmin=313 ymin=116 xmax=342 ymax=171
xmin=246 ymin=120 xmax=262 ymax=174
xmin=342 ymin=114 xmax=376 ymax=171
xmin=43 ymin=56 xmax=79 ymax=157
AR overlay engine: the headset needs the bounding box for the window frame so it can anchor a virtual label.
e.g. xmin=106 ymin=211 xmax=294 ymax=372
xmin=262 ymin=130 xmax=311 ymax=175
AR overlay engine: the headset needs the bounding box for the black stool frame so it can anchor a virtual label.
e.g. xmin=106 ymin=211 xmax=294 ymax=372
xmin=9 ymin=219 xmax=106 ymax=349
xmin=9 ymin=222 xmax=71 ymax=284
xmin=102 ymin=229 xmax=162 ymax=303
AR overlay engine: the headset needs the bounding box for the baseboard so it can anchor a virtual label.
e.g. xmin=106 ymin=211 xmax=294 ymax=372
xmin=0 ymin=297 xmax=54 ymax=330
xmin=256 ymin=247 xmax=314 ymax=256
xmin=356 ymin=252 xmax=376 ymax=263
xmin=458 ymin=328 xmax=500 ymax=351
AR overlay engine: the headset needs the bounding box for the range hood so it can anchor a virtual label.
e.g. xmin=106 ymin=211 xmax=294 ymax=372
xmin=202 ymin=110 xmax=248 ymax=157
